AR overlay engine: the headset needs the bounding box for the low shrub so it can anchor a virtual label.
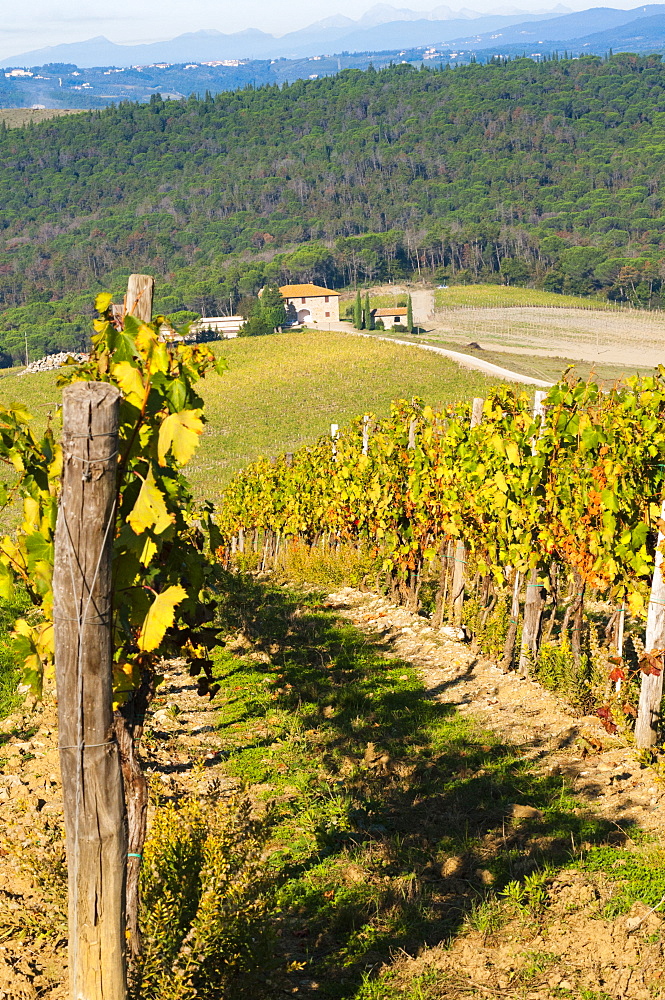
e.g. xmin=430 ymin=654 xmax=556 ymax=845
xmin=137 ymin=794 xmax=270 ymax=1000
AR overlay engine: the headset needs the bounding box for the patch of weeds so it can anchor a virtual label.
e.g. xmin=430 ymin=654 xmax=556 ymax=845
xmin=0 ymin=587 xmax=31 ymax=720
xmin=466 ymin=897 xmax=507 ymax=938
xmin=0 ymin=817 xmax=68 ymax=945
xmin=208 ymin=574 xmax=620 ymax=999
xmin=461 ymin=594 xmax=510 ymax=662
xmin=274 ymin=539 xmax=379 ymax=589
xmin=516 ymin=949 xmax=558 ymax=983
xmin=137 ymin=793 xmax=271 ymax=1000
xmin=500 ymin=870 xmax=550 ymax=914
xmin=580 ymin=840 xmax=665 ymax=917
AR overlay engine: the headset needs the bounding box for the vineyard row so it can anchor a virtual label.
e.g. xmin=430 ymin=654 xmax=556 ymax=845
xmin=218 ymin=373 xmax=665 ymax=749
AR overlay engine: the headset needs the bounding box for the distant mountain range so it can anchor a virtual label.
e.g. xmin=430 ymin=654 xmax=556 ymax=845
xmin=3 ymin=2 xmax=665 ymax=110
xmin=0 ymin=5 xmax=573 ymax=68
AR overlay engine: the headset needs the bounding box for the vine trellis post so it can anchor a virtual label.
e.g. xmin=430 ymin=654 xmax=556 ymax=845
xmin=635 ymin=497 xmax=665 ymax=747
xmin=451 ymin=397 xmax=484 ymax=625
xmin=54 ymin=382 xmax=127 ymax=1000
xmin=518 ymin=389 xmax=548 ymax=675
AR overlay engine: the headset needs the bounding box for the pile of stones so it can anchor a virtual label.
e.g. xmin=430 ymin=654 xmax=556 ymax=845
xmin=21 ymin=351 xmax=89 ymax=375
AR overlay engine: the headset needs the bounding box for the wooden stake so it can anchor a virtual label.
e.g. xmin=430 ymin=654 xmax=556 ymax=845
xmin=451 ymin=397 xmax=484 ymax=625
xmin=518 ymin=390 xmax=548 ymax=675
xmin=124 ymin=274 xmax=154 ymax=323
xmin=362 ymin=415 xmax=371 ymax=456
xmin=408 ymin=418 xmax=416 ymax=450
xmin=636 ymin=499 xmax=665 ymax=747
xmin=53 ymin=382 xmax=127 ymax=1000
xmin=501 ymin=569 xmax=521 ymax=670
xmin=331 ymin=423 xmax=339 ymax=462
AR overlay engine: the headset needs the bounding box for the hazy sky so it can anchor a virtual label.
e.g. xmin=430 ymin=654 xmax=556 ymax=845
xmin=0 ymin=0 xmax=656 ymax=60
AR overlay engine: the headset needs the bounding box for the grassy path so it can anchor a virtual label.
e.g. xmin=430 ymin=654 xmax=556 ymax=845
xmin=201 ymin=578 xmax=665 ymax=1000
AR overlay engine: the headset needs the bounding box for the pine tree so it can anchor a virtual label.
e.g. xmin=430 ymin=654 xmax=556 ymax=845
xmin=407 ymin=294 xmax=414 ymax=332
xmin=354 ymin=290 xmax=362 ymax=329
xmin=364 ymin=292 xmax=373 ymax=330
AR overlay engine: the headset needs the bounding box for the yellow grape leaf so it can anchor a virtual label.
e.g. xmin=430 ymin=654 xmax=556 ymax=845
xmin=627 ymin=591 xmax=645 ymax=616
xmin=112 ymin=361 xmax=145 ymax=404
xmin=135 ymin=323 xmax=158 ymax=355
xmin=138 ymin=584 xmax=187 ymax=652
xmin=95 ymin=292 xmax=113 ymax=313
xmin=158 ymin=410 xmax=204 ymax=467
xmin=139 ymin=534 xmax=158 ymax=566
xmin=505 ymin=440 xmax=521 ymax=465
xmin=127 ymin=469 xmax=173 ymax=535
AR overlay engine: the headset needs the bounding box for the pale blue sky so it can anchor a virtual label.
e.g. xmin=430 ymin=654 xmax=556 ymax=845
xmin=0 ymin=0 xmax=655 ymax=61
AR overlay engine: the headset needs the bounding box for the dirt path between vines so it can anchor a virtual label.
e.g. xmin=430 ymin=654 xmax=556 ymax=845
xmin=324 ymin=588 xmax=665 ymax=832
xmin=0 ymin=584 xmax=664 ymax=998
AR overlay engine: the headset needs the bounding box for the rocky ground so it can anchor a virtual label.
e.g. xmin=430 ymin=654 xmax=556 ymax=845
xmin=0 ymin=586 xmax=663 ymax=998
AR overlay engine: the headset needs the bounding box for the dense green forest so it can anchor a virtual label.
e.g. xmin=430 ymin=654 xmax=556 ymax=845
xmin=2 ymin=54 xmax=665 ymax=361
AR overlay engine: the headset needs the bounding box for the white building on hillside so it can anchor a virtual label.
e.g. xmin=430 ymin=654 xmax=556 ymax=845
xmin=188 ymin=316 xmax=244 ymax=338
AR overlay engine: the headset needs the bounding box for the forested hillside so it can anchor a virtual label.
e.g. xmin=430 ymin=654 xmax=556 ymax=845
xmin=2 ymin=55 xmax=665 ymax=359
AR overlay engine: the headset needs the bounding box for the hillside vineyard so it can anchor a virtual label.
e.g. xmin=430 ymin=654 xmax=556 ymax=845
xmin=2 ymin=56 xmax=665 ymax=355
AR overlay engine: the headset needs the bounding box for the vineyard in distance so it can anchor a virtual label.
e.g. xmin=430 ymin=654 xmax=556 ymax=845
xmin=1 ymin=281 xmax=665 ymax=1000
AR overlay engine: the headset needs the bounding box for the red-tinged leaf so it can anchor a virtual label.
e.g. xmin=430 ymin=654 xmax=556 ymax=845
xmin=623 ymin=702 xmax=638 ymax=718
xmin=596 ymin=705 xmax=617 ymax=734
xmin=608 ymin=667 xmax=625 ymax=683
xmin=639 ymin=650 xmax=664 ymax=676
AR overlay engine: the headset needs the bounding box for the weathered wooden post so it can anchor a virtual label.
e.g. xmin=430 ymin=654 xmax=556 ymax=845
xmin=115 ymin=274 xmax=155 ymax=961
xmin=54 ymin=382 xmax=127 ymax=1000
xmin=124 ymin=273 xmax=155 ymax=323
xmin=362 ymin=415 xmax=371 ymax=456
xmin=636 ymin=499 xmax=665 ymax=747
xmin=408 ymin=418 xmax=417 ymax=450
xmin=451 ymin=397 xmax=484 ymax=624
xmin=518 ymin=389 xmax=548 ymax=675
xmin=500 ymin=569 xmax=521 ymax=670
xmin=331 ymin=423 xmax=339 ymax=462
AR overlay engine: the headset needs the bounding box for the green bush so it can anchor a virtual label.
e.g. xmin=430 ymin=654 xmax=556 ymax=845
xmin=137 ymin=795 xmax=270 ymax=1000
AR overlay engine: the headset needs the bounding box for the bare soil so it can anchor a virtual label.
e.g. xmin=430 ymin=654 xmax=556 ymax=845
xmin=426 ymin=303 xmax=665 ymax=372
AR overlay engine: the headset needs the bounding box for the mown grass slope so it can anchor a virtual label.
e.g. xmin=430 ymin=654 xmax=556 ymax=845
xmin=188 ymin=329 xmax=506 ymax=498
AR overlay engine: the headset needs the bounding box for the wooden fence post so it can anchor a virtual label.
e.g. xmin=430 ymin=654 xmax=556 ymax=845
xmin=636 ymin=498 xmax=665 ymax=747
xmin=331 ymin=423 xmax=339 ymax=462
xmin=114 ymin=274 xmax=155 ymax=961
xmin=362 ymin=415 xmax=371 ymax=456
xmin=124 ymin=273 xmax=155 ymax=323
xmin=518 ymin=389 xmax=548 ymax=675
xmin=451 ymin=397 xmax=484 ymax=625
xmin=54 ymin=382 xmax=127 ymax=1000
xmin=500 ymin=569 xmax=521 ymax=670
xmin=408 ymin=418 xmax=417 ymax=450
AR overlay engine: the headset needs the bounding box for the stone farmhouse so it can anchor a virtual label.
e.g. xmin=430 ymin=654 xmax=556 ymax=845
xmin=372 ymin=307 xmax=408 ymax=329
xmin=279 ymin=284 xmax=340 ymax=325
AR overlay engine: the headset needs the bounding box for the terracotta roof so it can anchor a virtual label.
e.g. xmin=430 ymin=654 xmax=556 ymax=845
xmin=373 ymin=307 xmax=408 ymax=317
xmin=279 ymin=283 xmax=339 ymax=298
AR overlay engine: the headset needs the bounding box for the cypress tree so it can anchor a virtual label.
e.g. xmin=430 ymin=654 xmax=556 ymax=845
xmin=407 ymin=294 xmax=414 ymax=332
xmin=364 ymin=292 xmax=373 ymax=330
xmin=354 ymin=290 xmax=362 ymax=329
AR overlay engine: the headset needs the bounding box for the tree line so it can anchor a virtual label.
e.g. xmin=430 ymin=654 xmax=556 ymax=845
xmin=2 ymin=54 xmax=665 ymax=358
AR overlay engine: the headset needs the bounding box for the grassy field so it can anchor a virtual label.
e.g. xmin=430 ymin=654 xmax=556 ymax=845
xmin=433 ymin=284 xmax=617 ymax=311
xmin=0 ymin=108 xmax=82 ymax=128
xmin=191 ymin=330 xmax=508 ymax=497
